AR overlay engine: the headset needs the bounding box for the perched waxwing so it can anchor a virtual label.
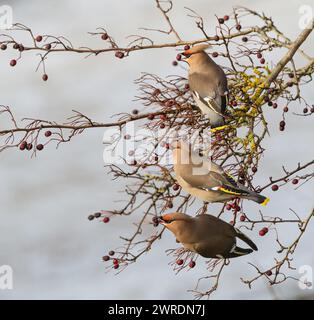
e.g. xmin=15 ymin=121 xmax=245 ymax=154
xmin=160 ymin=212 xmax=257 ymax=258
xmin=182 ymin=44 xmax=228 ymax=131
xmin=172 ymin=140 xmax=269 ymax=205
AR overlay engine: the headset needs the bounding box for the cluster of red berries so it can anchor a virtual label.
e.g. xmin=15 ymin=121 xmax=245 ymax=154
xmin=19 ymin=130 xmax=52 ymax=152
xmin=102 ymin=250 xmax=119 ymax=269
xmin=176 ymin=259 xmax=196 ymax=268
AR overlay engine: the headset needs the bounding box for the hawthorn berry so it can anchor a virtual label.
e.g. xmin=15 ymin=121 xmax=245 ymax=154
xmin=189 ymin=260 xmax=196 ymax=268
xmin=271 ymin=184 xmax=279 ymax=191
xmin=223 ymin=15 xmax=229 ymax=21
xmin=132 ymin=109 xmax=138 ymax=115
xmin=176 ymin=54 xmax=182 ymax=61
xmin=88 ymin=215 xmax=94 ymax=221
xmin=265 ymin=270 xmax=272 ymax=276
xmin=242 ymin=36 xmax=248 ymax=42
xmin=303 ymin=108 xmax=308 ymax=114
xmin=0 ymin=43 xmax=7 ymax=50
xmin=45 ymin=44 xmax=52 ymax=50
xmin=218 ymin=18 xmax=224 ymax=24
xmin=160 ymin=114 xmax=167 ymax=121
xmin=260 ymin=58 xmax=265 ymax=64
xmin=283 ymin=106 xmax=289 ymax=112
xmin=35 ymin=35 xmax=43 ymax=42
xmin=147 ymin=114 xmax=155 ymax=120
xmin=42 ymin=74 xmax=48 ymax=81
xmin=108 ymin=250 xmax=115 ymax=256
xmin=101 ymin=33 xmax=109 ymax=40
xmin=94 ymin=212 xmax=101 ymax=218
xmin=115 ymin=51 xmax=124 ymax=59
xmin=173 ymin=183 xmax=180 ymax=191
xmin=44 ymin=130 xmax=52 ymax=137
xmin=256 ymin=52 xmax=262 ymax=59
xmin=172 ymin=60 xmax=178 ymax=66
xmin=19 ymin=141 xmax=27 ymax=151
xmin=226 ymin=204 xmax=232 ymax=211
xmin=36 ymin=144 xmax=44 ymax=151
xmin=176 ymin=259 xmax=184 ymax=266
xmin=103 ymin=217 xmax=110 ymax=223
xmin=214 ymin=35 xmax=219 ymax=41
xmin=184 ymin=45 xmax=190 ymax=51
xmin=212 ymin=52 xmax=218 ymax=58
xmin=240 ymin=215 xmax=246 ymax=222
xmin=252 ymin=166 xmax=257 ymax=173
xmin=102 ymin=255 xmax=110 ymax=261
xmin=26 ymin=143 xmax=33 ymax=150
xmin=292 ymin=179 xmax=298 ymax=185
xmin=236 ymin=24 xmax=242 ymax=30
xmin=10 ymin=59 xmax=17 ymax=67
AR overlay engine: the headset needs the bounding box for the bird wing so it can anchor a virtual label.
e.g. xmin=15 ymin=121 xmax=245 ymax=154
xmin=189 ymin=73 xmax=224 ymax=116
xmin=178 ymin=164 xmax=250 ymax=196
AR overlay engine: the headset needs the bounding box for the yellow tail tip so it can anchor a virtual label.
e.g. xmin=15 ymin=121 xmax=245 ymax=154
xmin=261 ymin=197 xmax=270 ymax=206
xmin=210 ymin=125 xmax=229 ymax=133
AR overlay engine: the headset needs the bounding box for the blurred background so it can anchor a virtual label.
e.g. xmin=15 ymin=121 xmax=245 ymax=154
xmin=0 ymin=0 xmax=313 ymax=299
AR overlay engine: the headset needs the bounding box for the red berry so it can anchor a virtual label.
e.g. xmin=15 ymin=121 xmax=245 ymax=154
xmin=0 ymin=43 xmax=7 ymax=50
xmin=160 ymin=123 xmax=165 ymax=129
xmin=36 ymin=144 xmax=44 ymax=151
xmin=279 ymin=120 xmax=286 ymax=127
xmin=115 ymin=51 xmax=124 ymax=59
xmin=88 ymin=215 xmax=94 ymax=221
xmin=102 ymin=255 xmax=110 ymax=261
xmin=160 ymin=114 xmax=167 ymax=121
xmin=232 ymin=100 xmax=238 ymax=107
xmin=226 ymin=204 xmax=232 ymax=211
xmin=252 ymin=166 xmax=257 ymax=173
xmin=176 ymin=54 xmax=182 ymax=61
xmin=113 ymin=259 xmax=119 ymax=265
xmin=262 ymin=227 xmax=269 ymax=233
xmin=212 ymin=52 xmax=218 ymax=58
xmin=287 ymin=81 xmax=293 ymax=87
xmin=35 ymin=35 xmax=43 ymax=42
xmin=10 ymin=59 xmax=17 ymax=67
xmin=26 ymin=143 xmax=33 ymax=150
xmin=19 ymin=141 xmax=27 ymax=151
xmin=184 ymin=45 xmax=190 ymax=51
xmin=172 ymin=60 xmax=178 ymax=66
xmin=173 ymin=183 xmax=180 ymax=191
xmin=273 ymin=103 xmax=278 ymax=109
xmin=303 ymin=108 xmax=308 ymax=114
xmin=268 ymin=101 xmax=273 ymax=106
xmin=184 ymin=84 xmax=190 ymax=90
xmin=147 ymin=114 xmax=155 ymax=120
xmin=256 ymin=52 xmax=262 ymax=59
xmin=292 ymin=179 xmax=298 ymax=185
xmin=214 ymin=35 xmax=219 ymax=41
xmin=242 ymin=37 xmax=248 ymax=42
xmin=218 ymin=18 xmax=224 ymax=24
xmin=103 ymin=217 xmax=110 ymax=223
xmin=113 ymin=264 xmax=119 ymax=269
xmin=152 ymin=216 xmax=159 ymax=224
xmin=94 ymin=212 xmax=101 ymax=218
xmin=44 ymin=130 xmax=52 ymax=137
xmin=288 ymin=73 xmax=294 ymax=78
xmin=259 ymin=229 xmax=266 ymax=236
xmin=42 ymin=74 xmax=48 ymax=81
xmin=44 ymin=44 xmax=52 ymax=50
xmin=124 ymin=134 xmax=131 ymax=140
xmin=132 ymin=109 xmax=138 ymax=115
xmin=271 ymin=184 xmax=279 ymax=191
xmin=189 ymin=260 xmax=196 ymax=268
xmin=236 ymin=24 xmax=242 ymax=30
xmin=176 ymin=259 xmax=184 ymax=266
xmin=164 ymin=143 xmax=170 ymax=149
xmin=283 ymin=106 xmax=289 ymax=112
xmin=101 ymin=33 xmax=109 ymax=40
xmin=165 ymin=100 xmax=174 ymax=108
xmin=260 ymin=58 xmax=265 ymax=64
xmin=18 ymin=44 xmax=25 ymax=52
xmin=240 ymin=215 xmax=246 ymax=222
xmin=265 ymin=270 xmax=272 ymax=276
xmin=223 ymin=15 xmax=229 ymax=21
xmin=279 ymin=126 xmax=285 ymax=131
xmin=108 ymin=250 xmax=115 ymax=256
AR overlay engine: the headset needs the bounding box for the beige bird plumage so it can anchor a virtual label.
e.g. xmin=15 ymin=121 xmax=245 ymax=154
xmin=160 ymin=212 xmax=257 ymax=258
xmin=183 ymin=44 xmax=228 ymax=130
xmin=172 ymin=140 xmax=269 ymax=205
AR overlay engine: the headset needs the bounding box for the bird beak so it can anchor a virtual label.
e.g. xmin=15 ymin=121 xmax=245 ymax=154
xmin=158 ymin=216 xmax=166 ymax=225
xmin=181 ymin=50 xmax=191 ymax=64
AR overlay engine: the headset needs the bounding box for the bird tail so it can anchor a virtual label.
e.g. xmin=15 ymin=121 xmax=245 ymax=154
xmin=235 ymin=228 xmax=258 ymax=251
xmin=228 ymin=247 xmax=253 ymax=258
xmin=246 ymin=192 xmax=269 ymax=206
